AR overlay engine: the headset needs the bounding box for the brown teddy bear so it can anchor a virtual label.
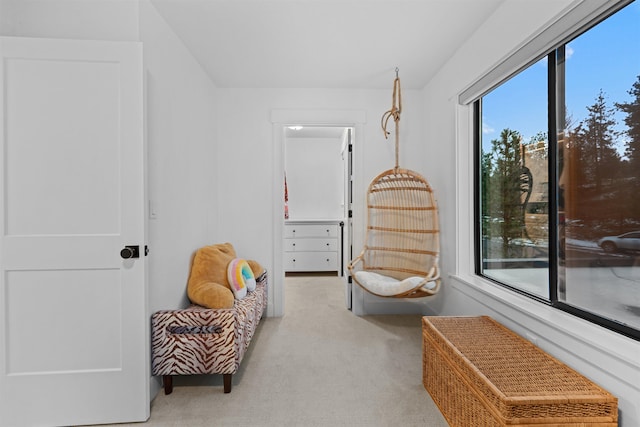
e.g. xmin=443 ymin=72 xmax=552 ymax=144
xmin=187 ymin=242 xmax=265 ymax=309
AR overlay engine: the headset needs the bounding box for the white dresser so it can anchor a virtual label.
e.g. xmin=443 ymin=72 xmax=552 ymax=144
xmin=284 ymin=220 xmax=343 ymax=273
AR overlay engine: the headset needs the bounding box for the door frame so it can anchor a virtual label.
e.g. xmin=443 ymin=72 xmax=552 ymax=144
xmin=270 ymin=110 xmax=366 ymax=317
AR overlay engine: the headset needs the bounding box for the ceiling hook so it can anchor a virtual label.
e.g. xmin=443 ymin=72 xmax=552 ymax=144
xmin=395 ymin=67 xmax=399 ymax=78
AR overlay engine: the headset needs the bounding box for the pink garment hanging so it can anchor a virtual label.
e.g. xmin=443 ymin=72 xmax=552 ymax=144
xmin=284 ymin=172 xmax=289 ymax=219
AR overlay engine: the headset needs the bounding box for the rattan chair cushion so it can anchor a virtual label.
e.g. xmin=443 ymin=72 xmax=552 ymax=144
xmin=354 ymin=271 xmax=437 ymax=296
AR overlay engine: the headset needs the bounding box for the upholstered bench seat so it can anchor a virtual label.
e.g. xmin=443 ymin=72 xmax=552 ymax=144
xmin=151 ymin=272 xmax=267 ymax=393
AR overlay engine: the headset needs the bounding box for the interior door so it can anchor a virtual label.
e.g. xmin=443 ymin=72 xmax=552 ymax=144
xmin=0 ymin=37 xmax=148 ymax=426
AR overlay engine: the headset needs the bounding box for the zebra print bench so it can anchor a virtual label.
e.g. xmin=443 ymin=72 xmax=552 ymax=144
xmin=151 ymin=272 xmax=268 ymax=394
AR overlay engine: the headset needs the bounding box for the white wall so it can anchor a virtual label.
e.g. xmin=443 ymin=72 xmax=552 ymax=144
xmin=424 ymin=1 xmax=640 ymax=425
xmin=0 ymin=0 xmax=140 ymax=41
xmin=138 ymin=1 xmax=218 ymax=314
xmin=285 ymin=136 xmax=344 ymax=220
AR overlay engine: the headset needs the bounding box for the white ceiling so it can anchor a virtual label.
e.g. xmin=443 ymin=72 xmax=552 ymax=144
xmin=150 ymin=0 xmax=505 ymax=89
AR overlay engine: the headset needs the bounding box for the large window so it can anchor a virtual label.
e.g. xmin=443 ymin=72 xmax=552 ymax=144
xmin=477 ymin=1 xmax=640 ymax=339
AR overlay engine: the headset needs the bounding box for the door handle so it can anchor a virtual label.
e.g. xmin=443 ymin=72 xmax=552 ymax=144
xmin=120 ymin=245 xmax=140 ymax=259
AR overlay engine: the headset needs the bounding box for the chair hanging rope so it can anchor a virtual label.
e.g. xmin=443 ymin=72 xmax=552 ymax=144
xmin=348 ymin=69 xmax=441 ymax=299
xmin=381 ymin=68 xmax=402 ymax=170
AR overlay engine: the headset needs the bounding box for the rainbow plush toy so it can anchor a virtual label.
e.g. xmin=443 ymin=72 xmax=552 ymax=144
xmin=227 ymin=258 xmax=256 ymax=300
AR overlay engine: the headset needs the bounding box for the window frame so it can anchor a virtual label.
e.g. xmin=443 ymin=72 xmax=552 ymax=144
xmin=472 ymin=2 xmax=639 ymax=341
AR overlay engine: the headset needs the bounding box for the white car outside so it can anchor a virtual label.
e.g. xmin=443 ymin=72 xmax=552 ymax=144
xmin=598 ymin=231 xmax=640 ymax=253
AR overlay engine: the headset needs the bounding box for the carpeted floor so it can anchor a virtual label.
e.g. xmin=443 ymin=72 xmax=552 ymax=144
xmin=110 ymin=274 xmax=448 ymax=426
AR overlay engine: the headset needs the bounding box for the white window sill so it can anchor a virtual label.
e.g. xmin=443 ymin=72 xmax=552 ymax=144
xmin=449 ymin=272 xmax=640 ymax=373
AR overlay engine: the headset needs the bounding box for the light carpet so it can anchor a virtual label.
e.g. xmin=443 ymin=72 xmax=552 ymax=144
xmin=109 ymin=274 xmax=448 ymax=426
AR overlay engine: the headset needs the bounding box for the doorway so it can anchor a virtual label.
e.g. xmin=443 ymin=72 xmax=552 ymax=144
xmin=283 ymin=125 xmax=353 ymax=309
xmin=270 ymin=109 xmax=365 ymax=317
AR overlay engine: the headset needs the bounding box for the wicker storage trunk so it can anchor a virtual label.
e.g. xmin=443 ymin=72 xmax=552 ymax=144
xmin=422 ymin=316 xmax=618 ymax=426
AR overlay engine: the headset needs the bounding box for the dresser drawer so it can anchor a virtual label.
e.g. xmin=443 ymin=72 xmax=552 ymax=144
xmin=284 ymin=252 xmax=338 ymax=272
xmin=285 ymin=238 xmax=337 ymax=252
xmin=284 ymin=224 xmax=339 ymax=238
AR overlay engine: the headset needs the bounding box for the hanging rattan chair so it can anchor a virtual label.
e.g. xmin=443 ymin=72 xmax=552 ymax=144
xmin=348 ymin=71 xmax=441 ymax=298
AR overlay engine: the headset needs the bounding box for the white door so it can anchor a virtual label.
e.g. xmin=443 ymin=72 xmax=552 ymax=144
xmin=0 ymin=37 xmax=147 ymax=426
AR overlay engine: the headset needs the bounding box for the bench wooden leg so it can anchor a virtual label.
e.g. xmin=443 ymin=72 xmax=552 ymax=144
xmin=163 ymin=375 xmax=173 ymax=395
xmin=223 ymin=374 xmax=232 ymax=393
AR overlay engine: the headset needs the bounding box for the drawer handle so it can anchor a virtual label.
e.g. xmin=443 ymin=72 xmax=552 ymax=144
xmin=293 ymin=243 xmax=296 ymax=246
